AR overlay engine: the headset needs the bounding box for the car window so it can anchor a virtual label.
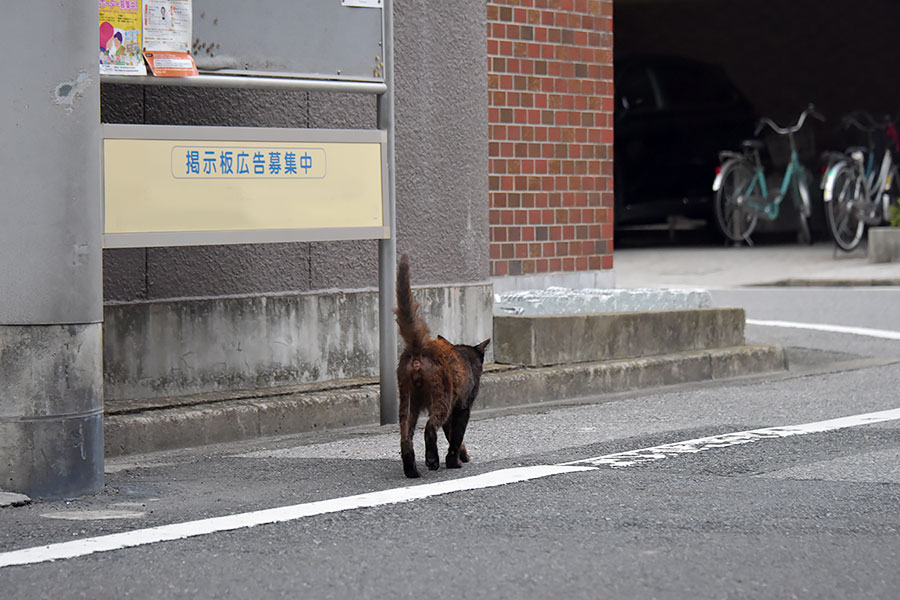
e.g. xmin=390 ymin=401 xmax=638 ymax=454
xmin=618 ymin=67 xmax=657 ymax=111
xmin=653 ymin=63 xmax=740 ymax=108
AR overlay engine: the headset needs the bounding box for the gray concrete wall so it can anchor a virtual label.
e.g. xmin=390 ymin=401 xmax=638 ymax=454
xmin=99 ymin=2 xmax=491 ymax=399
xmin=104 ymin=283 xmax=494 ymax=401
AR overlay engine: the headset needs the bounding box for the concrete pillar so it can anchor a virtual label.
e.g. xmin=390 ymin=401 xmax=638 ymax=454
xmin=0 ymin=3 xmax=103 ymax=498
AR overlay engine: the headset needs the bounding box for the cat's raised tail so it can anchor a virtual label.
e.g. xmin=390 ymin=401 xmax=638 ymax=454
xmin=395 ymin=253 xmax=430 ymax=353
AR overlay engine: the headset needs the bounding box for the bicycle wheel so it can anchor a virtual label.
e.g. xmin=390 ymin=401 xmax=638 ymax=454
xmin=714 ymin=160 xmax=758 ymax=243
xmin=824 ymin=166 xmax=865 ymax=251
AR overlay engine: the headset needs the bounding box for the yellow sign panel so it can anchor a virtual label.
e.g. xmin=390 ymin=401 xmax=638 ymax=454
xmin=103 ymin=126 xmax=387 ymax=247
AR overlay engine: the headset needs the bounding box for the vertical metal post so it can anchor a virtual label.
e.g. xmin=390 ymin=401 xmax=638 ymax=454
xmin=377 ymin=0 xmax=398 ymax=425
xmin=0 ymin=4 xmax=104 ymax=498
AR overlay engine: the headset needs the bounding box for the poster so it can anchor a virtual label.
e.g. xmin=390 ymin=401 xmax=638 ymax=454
xmin=142 ymin=0 xmax=192 ymax=53
xmin=142 ymin=1 xmax=197 ymax=76
xmin=99 ymin=0 xmax=147 ymax=76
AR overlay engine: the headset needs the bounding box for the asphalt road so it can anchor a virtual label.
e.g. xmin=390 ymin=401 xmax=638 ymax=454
xmin=2 ymin=286 xmax=900 ymax=599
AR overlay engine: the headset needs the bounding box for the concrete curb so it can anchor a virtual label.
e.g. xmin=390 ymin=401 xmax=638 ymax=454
xmin=0 ymin=491 xmax=31 ymax=507
xmin=753 ymin=279 xmax=900 ymax=287
xmin=105 ymin=344 xmax=786 ymax=457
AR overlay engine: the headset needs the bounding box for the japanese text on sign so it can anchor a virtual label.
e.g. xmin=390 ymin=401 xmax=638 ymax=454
xmin=172 ymin=147 xmax=327 ymax=179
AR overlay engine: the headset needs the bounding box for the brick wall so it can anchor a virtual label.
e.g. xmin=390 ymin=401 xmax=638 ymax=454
xmin=487 ymin=0 xmax=614 ymax=280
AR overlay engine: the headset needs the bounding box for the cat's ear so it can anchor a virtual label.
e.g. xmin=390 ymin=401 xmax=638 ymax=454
xmin=475 ymin=339 xmax=491 ymax=354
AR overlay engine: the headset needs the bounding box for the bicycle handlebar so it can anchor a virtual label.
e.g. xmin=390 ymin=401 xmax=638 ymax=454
xmin=841 ymin=108 xmax=900 ymax=132
xmin=841 ymin=110 xmax=879 ymax=132
xmin=754 ymin=104 xmax=824 ymax=136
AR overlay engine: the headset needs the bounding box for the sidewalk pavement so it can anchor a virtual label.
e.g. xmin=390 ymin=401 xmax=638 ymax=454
xmin=613 ymin=241 xmax=900 ymax=289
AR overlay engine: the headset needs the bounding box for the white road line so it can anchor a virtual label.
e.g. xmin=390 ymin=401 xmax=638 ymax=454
xmin=0 ymin=465 xmax=593 ymax=569
xmin=560 ymin=407 xmax=900 ymax=468
xmin=746 ymin=318 xmax=900 ymax=340
xmin=4 ymin=407 xmax=900 ymax=569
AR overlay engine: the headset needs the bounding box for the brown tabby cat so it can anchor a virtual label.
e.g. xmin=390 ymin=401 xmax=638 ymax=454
xmin=394 ymin=253 xmax=490 ymax=478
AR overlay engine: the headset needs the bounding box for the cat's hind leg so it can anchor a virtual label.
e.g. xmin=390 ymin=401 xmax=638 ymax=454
xmin=398 ymin=381 xmax=420 ymax=478
xmin=424 ymin=398 xmax=449 ymax=471
xmin=424 ymin=420 xmax=440 ymax=471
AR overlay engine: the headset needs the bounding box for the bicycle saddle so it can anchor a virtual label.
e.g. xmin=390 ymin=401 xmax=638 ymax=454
xmin=741 ymin=139 xmax=765 ymax=152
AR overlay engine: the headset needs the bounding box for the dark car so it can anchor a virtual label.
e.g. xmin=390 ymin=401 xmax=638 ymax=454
xmin=614 ymin=54 xmax=756 ymax=228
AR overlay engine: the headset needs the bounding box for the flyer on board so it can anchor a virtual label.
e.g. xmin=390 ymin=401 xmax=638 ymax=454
xmin=143 ymin=0 xmax=197 ymax=76
xmin=99 ymin=0 xmax=147 ymax=76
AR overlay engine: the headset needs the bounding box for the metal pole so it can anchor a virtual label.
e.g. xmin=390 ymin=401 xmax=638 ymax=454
xmin=377 ymin=0 xmax=398 ymax=425
xmin=0 ymin=3 xmax=103 ymax=498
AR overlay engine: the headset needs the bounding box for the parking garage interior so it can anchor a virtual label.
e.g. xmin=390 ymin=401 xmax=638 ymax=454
xmin=614 ymin=0 xmax=900 ymax=237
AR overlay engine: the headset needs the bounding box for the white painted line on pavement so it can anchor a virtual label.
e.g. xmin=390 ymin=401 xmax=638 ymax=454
xmin=0 ymin=465 xmax=593 ymax=569
xmin=746 ymin=318 xmax=900 ymax=340
xmin=5 ymin=407 xmax=900 ymax=569
xmin=560 ymin=407 xmax=900 ymax=468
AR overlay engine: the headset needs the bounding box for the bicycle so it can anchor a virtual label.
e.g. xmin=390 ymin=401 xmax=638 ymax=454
xmin=821 ymin=110 xmax=900 ymax=252
xmin=712 ymin=104 xmax=824 ymax=245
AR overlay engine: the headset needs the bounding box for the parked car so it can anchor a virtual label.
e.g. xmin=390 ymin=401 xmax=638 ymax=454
xmin=614 ymin=54 xmax=756 ymax=228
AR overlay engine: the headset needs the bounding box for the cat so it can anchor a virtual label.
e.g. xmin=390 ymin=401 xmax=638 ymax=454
xmin=394 ymin=252 xmax=490 ymax=478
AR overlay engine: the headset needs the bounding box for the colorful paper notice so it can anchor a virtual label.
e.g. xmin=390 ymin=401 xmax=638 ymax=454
xmin=144 ymin=51 xmax=199 ymax=77
xmin=142 ymin=1 xmax=196 ymax=76
xmin=99 ymin=0 xmax=147 ymax=76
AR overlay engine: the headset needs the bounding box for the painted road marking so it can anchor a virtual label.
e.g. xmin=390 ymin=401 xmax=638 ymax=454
xmin=561 ymin=407 xmax=900 ymax=468
xmin=3 ymin=408 xmax=900 ymax=569
xmin=747 ymin=318 xmax=900 ymax=341
xmin=40 ymin=510 xmax=146 ymax=521
xmin=0 ymin=466 xmax=592 ymax=569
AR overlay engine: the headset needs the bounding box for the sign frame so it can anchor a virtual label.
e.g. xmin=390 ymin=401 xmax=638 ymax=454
xmin=101 ymin=124 xmax=389 ymax=249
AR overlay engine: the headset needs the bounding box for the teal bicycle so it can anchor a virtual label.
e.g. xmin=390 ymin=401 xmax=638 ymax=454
xmin=713 ymin=104 xmax=824 ymax=244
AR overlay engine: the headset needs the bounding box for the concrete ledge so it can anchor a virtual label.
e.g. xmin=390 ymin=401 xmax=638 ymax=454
xmin=479 ymin=345 xmax=785 ymax=410
xmin=105 ymin=344 xmax=785 ymax=457
xmin=105 ymin=386 xmax=380 ymax=458
xmin=494 ymin=308 xmax=746 ymax=366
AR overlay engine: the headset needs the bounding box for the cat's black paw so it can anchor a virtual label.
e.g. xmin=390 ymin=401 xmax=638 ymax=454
xmin=425 ymin=456 xmax=440 ymax=471
xmin=446 ymin=454 xmax=462 ymax=469
xmin=404 ymin=464 xmax=421 ymax=478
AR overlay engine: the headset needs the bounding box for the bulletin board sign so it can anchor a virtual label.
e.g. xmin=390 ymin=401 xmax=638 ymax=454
xmin=102 ymin=124 xmax=388 ymax=248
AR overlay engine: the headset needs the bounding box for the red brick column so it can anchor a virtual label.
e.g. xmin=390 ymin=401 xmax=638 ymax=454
xmin=487 ymin=0 xmax=614 ymax=280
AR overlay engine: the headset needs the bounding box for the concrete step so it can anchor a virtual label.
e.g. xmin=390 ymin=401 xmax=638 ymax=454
xmin=493 ymin=308 xmax=746 ymax=366
xmin=104 ymin=343 xmax=786 ymax=457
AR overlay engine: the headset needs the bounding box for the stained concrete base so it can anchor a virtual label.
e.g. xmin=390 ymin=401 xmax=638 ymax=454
xmin=0 ymin=324 xmax=104 ymax=499
xmin=867 ymin=227 xmax=900 ymax=263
